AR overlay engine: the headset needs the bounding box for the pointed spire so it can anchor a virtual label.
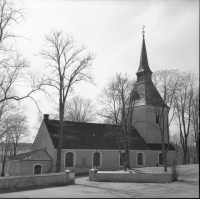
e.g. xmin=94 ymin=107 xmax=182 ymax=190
xmin=136 ymin=26 xmax=152 ymax=82
xmin=137 ymin=26 xmax=152 ymax=75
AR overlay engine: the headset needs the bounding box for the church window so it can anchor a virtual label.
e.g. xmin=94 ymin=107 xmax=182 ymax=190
xmin=34 ymin=164 xmax=42 ymax=174
xmin=138 ymin=75 xmax=142 ymax=82
xmin=158 ymin=153 xmax=163 ymax=165
xmin=93 ymin=152 xmax=101 ymax=167
xmin=137 ymin=152 xmax=145 ymax=166
xmin=119 ymin=152 xmax=125 ymax=166
xmin=65 ymin=152 xmax=74 ymax=167
xmin=156 ymin=115 xmax=159 ymax=124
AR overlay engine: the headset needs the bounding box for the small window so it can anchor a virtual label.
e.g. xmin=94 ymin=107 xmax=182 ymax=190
xmin=65 ymin=152 xmax=74 ymax=167
xmin=34 ymin=165 xmax=42 ymax=174
xmin=138 ymin=75 xmax=143 ymax=82
xmin=159 ymin=153 xmax=163 ymax=165
xmin=120 ymin=152 xmax=125 ymax=166
xmin=156 ymin=115 xmax=159 ymax=124
xmin=93 ymin=152 xmax=100 ymax=167
xmin=137 ymin=153 xmax=144 ymax=166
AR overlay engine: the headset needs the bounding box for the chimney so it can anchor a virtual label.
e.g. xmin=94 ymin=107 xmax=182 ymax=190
xmin=43 ymin=114 xmax=49 ymax=120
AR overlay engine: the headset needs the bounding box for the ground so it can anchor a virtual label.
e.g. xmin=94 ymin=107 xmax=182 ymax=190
xmin=0 ymin=164 xmax=199 ymax=198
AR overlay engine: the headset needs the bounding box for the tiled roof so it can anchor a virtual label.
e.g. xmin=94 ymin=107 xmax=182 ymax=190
xmin=134 ymin=36 xmax=167 ymax=107
xmin=6 ymin=149 xmax=53 ymax=161
xmin=44 ymin=120 xmax=150 ymax=150
xmin=133 ymin=80 xmax=166 ymax=107
xmin=147 ymin=143 xmax=175 ymax=151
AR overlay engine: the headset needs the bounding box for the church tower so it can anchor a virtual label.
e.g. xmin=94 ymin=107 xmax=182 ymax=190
xmin=136 ymin=31 xmax=152 ymax=83
xmin=132 ymin=27 xmax=168 ymax=144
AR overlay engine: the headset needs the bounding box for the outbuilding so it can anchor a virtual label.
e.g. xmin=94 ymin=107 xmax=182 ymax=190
xmin=5 ymin=149 xmax=53 ymax=176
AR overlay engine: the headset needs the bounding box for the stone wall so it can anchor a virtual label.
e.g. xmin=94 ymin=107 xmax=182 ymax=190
xmin=89 ymin=169 xmax=172 ymax=183
xmin=0 ymin=170 xmax=75 ymax=193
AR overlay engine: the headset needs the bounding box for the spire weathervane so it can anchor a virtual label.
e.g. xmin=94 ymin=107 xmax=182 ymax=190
xmin=142 ymin=25 xmax=145 ymax=36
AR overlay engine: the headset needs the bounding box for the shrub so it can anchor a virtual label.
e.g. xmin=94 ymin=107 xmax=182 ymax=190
xmin=171 ymin=158 xmax=179 ymax=181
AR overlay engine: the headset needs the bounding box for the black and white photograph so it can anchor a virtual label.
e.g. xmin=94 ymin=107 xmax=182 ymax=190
xmin=0 ymin=0 xmax=199 ymax=198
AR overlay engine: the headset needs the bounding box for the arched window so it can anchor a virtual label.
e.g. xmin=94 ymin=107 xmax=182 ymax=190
xmin=137 ymin=152 xmax=144 ymax=166
xmin=65 ymin=152 xmax=74 ymax=167
xmin=156 ymin=115 xmax=159 ymax=124
xmin=93 ymin=152 xmax=101 ymax=167
xmin=34 ymin=164 xmax=42 ymax=174
xmin=159 ymin=153 xmax=163 ymax=165
xmin=119 ymin=152 xmax=125 ymax=166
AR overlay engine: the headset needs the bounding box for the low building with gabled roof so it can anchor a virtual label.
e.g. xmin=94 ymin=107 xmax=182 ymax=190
xmin=5 ymin=149 xmax=52 ymax=176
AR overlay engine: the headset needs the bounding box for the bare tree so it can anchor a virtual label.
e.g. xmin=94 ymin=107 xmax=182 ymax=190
xmin=0 ymin=54 xmax=44 ymax=103
xmin=174 ymin=71 xmax=197 ymax=165
xmin=0 ymin=0 xmax=44 ymax=104
xmin=40 ymin=30 xmax=95 ymax=172
xmin=0 ymin=134 xmax=12 ymax=176
xmin=0 ymin=1 xmax=43 ymax=176
xmin=189 ymin=86 xmax=199 ymax=163
xmin=170 ymin=134 xmax=183 ymax=165
xmin=98 ymin=73 xmax=139 ymax=169
xmin=0 ymin=99 xmax=14 ymax=143
xmin=151 ymin=69 xmax=180 ymax=171
xmin=152 ymin=69 xmax=180 ymax=131
xmin=0 ymin=102 xmax=28 ymax=176
xmin=0 ymin=0 xmax=24 ymax=52
xmin=98 ymin=76 xmax=122 ymax=125
xmin=64 ymin=95 xmax=96 ymax=123
xmin=9 ymin=110 xmax=28 ymax=156
xmin=187 ymin=135 xmax=197 ymax=164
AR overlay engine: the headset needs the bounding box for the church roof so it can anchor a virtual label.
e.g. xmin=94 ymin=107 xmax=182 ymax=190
xmin=44 ymin=120 xmax=150 ymax=150
xmin=133 ymin=80 xmax=166 ymax=107
xmin=6 ymin=149 xmax=53 ymax=161
xmin=147 ymin=143 xmax=175 ymax=151
xmin=136 ymin=36 xmax=152 ymax=75
xmin=133 ymin=33 xmax=166 ymax=107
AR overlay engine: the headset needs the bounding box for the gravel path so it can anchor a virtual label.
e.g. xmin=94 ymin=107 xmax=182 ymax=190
xmin=0 ymin=164 xmax=199 ymax=198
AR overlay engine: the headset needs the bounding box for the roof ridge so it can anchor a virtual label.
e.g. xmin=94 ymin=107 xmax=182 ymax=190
xmin=46 ymin=119 xmax=122 ymax=127
xmin=6 ymin=149 xmax=53 ymax=160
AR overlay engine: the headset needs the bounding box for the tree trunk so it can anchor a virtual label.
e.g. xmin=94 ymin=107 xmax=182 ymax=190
xmin=182 ymin=147 xmax=187 ymax=165
xmin=160 ymin=109 xmax=167 ymax=172
xmin=187 ymin=153 xmax=190 ymax=164
xmin=161 ymin=138 xmax=167 ymax=172
xmin=124 ymin=141 xmax=131 ymax=170
xmin=56 ymin=96 xmax=64 ymax=172
xmin=1 ymin=156 xmax=6 ymax=177
xmin=196 ymin=140 xmax=199 ymax=164
xmin=184 ymin=139 xmax=188 ymax=165
xmin=116 ymin=135 xmax=124 ymax=164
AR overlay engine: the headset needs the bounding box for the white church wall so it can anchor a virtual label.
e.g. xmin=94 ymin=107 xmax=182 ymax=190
xmin=132 ymin=105 xmax=168 ymax=144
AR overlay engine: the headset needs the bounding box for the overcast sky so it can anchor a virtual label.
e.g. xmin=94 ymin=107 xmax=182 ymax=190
xmin=13 ymin=0 xmax=199 ymax=142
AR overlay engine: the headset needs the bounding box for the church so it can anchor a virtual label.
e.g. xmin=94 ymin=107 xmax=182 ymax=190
xmin=5 ymin=33 xmax=175 ymax=176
